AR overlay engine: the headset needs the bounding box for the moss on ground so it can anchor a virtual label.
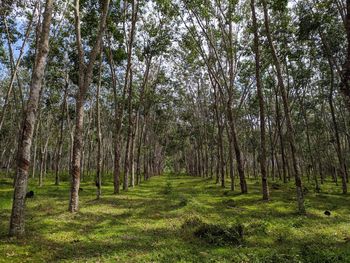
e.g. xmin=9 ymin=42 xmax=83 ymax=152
xmin=1 ymin=175 xmax=350 ymax=262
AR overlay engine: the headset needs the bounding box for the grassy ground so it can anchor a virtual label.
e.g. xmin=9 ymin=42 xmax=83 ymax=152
xmin=1 ymin=174 xmax=350 ymax=262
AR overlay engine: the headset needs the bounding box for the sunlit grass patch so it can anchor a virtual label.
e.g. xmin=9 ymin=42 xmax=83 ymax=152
xmin=1 ymin=174 xmax=350 ymax=262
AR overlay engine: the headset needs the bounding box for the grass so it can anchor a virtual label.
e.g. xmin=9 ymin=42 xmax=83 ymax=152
xmin=1 ymin=174 xmax=350 ymax=262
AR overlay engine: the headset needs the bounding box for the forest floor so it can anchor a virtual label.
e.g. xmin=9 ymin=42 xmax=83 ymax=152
xmin=1 ymin=174 xmax=350 ymax=263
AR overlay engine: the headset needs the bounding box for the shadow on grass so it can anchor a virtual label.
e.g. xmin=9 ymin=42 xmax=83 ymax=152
xmin=1 ymin=175 xmax=350 ymax=262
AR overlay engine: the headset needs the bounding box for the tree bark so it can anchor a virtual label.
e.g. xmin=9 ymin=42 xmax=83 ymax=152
xmin=9 ymin=0 xmax=53 ymax=237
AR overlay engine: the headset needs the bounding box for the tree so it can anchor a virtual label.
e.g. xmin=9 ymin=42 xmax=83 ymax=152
xmin=9 ymin=0 xmax=53 ymax=237
xmin=251 ymin=0 xmax=269 ymax=200
xmin=261 ymin=0 xmax=305 ymax=213
xmin=69 ymin=0 xmax=110 ymax=212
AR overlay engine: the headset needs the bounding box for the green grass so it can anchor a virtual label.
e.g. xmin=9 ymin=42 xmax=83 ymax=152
xmin=1 ymin=174 xmax=350 ymax=262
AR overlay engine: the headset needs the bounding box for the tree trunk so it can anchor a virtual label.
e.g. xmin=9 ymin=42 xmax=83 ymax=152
xmin=0 ymin=10 xmax=35 ymax=133
xmin=262 ymin=0 xmax=305 ymax=213
xmin=96 ymin=57 xmax=103 ymax=199
xmin=122 ymin=0 xmax=138 ymax=191
xmin=251 ymin=0 xmax=269 ymax=200
xmin=328 ymin=59 xmax=348 ymax=194
xmin=9 ymin=0 xmax=53 ymax=237
xmin=31 ymin=116 xmax=41 ymax=179
xmin=226 ymin=126 xmax=235 ymax=191
xmin=69 ymin=0 xmax=110 ymax=212
xmin=55 ymin=77 xmax=68 ymax=185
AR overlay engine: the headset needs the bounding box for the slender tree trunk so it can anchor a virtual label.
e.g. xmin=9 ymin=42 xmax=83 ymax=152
xmin=123 ymin=130 xmax=131 ymax=191
xmin=82 ymin=106 xmax=93 ymax=181
xmin=0 ymin=10 xmax=35 ymax=132
xmin=9 ymin=0 xmax=53 ymax=237
xmin=123 ymin=0 xmax=138 ymax=191
xmin=225 ymin=37 xmax=247 ymax=192
xmin=107 ymin=47 xmax=122 ymax=194
xmin=39 ymin=131 xmax=50 ymax=187
xmin=39 ymin=141 xmax=44 ymax=187
xmin=268 ymin=117 xmax=277 ymax=180
xmin=328 ymin=60 xmax=348 ymax=194
xmin=302 ymin=100 xmax=320 ymax=192
xmin=69 ymin=94 xmax=84 ymax=211
xmin=136 ymin=119 xmax=145 ymax=185
xmin=275 ymin=90 xmax=287 ymax=183
xmin=55 ymin=77 xmax=68 ymax=185
xmin=69 ymin=0 xmax=110 ymax=212
xmin=96 ymin=57 xmax=103 ymax=199
xmin=213 ymin=85 xmax=225 ymax=187
xmin=262 ymin=0 xmax=305 ymax=213
xmin=210 ymin=144 xmax=214 ymax=179
xmin=226 ymin=127 xmax=235 ymax=191
xmin=251 ymin=0 xmax=269 ymax=200
xmin=113 ymin=141 xmax=121 ymax=194
xmin=143 ymin=143 xmax=148 ymax=181
xmin=204 ymin=141 xmax=209 ymax=178
xmin=230 ymin=118 xmax=248 ymax=193
xmin=31 ymin=116 xmax=41 ymax=179
xmin=130 ymin=121 xmax=137 ymax=187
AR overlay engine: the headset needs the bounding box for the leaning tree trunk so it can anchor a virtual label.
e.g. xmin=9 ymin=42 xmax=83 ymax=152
xmin=9 ymin=0 xmax=53 ymax=237
xmin=227 ymin=112 xmax=248 ymax=193
xmin=262 ymin=0 xmax=305 ymax=213
xmin=0 ymin=10 xmax=35 ymax=133
xmin=328 ymin=59 xmax=348 ymax=194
